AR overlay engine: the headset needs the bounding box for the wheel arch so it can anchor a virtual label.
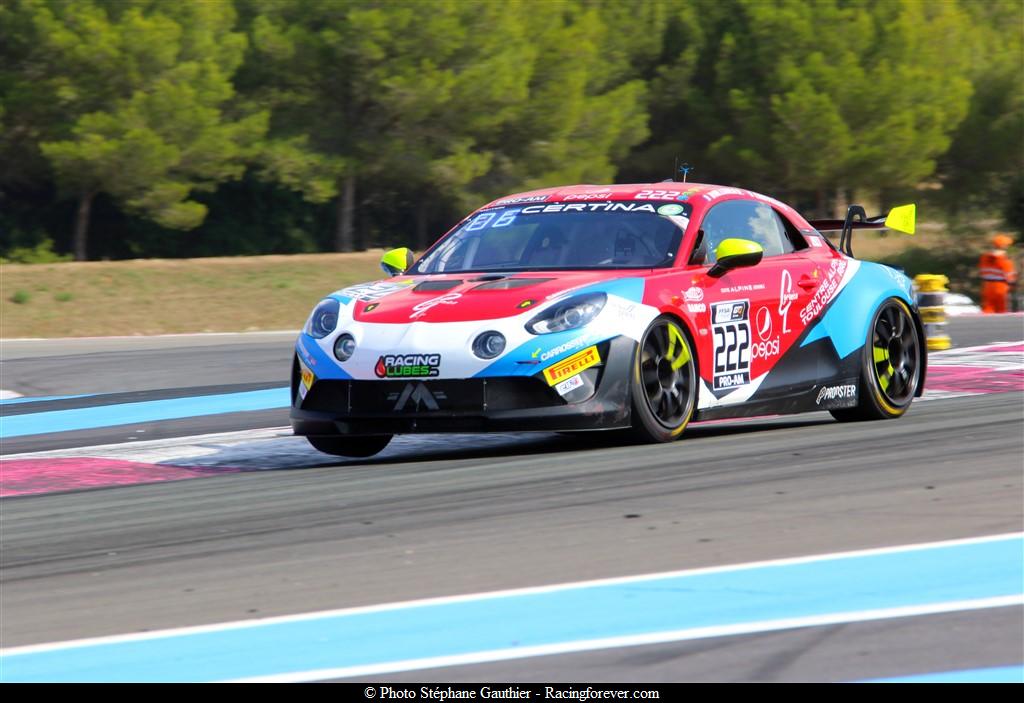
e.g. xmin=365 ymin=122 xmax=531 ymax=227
xmin=652 ymin=309 xmax=702 ymax=405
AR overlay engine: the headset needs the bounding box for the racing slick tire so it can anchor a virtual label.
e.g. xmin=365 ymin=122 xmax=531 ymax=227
xmin=831 ymin=297 xmax=922 ymax=422
xmin=307 ymin=434 xmax=393 ymax=457
xmin=630 ymin=315 xmax=698 ymax=442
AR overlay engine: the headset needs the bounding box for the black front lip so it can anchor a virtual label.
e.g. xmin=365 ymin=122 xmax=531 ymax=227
xmin=291 ymin=336 xmax=635 ymax=436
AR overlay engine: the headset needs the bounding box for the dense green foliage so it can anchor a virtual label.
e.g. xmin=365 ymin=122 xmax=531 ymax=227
xmin=1 ymin=0 xmax=1020 ymax=260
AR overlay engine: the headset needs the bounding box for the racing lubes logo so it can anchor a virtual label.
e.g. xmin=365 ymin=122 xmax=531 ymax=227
xmin=816 ymin=384 xmax=857 ymax=405
xmin=375 ymin=354 xmax=441 ymax=378
xmin=410 ymin=293 xmax=461 ymax=319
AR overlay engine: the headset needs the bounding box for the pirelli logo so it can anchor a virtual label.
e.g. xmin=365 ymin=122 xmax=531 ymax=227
xmin=542 ymin=345 xmax=600 ymax=386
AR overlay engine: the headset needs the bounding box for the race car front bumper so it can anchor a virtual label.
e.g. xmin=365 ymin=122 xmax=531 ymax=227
xmin=290 ymin=336 xmax=635 ymax=436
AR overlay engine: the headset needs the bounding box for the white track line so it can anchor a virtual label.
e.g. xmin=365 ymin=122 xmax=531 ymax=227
xmin=227 ymin=595 xmax=1024 ymax=682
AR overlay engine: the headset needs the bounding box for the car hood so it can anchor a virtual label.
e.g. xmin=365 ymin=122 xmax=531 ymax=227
xmin=337 ymin=271 xmax=641 ymax=324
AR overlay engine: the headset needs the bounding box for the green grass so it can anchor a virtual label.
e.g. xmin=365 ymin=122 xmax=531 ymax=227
xmin=1 ymin=252 xmax=384 ymax=338
xmin=0 ymin=231 xmax=1012 ymax=339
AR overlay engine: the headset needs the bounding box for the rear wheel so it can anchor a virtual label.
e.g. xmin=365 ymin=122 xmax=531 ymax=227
xmin=831 ymin=298 xmax=922 ymax=422
xmin=306 ymin=434 xmax=393 ymax=457
xmin=630 ymin=316 xmax=697 ymax=442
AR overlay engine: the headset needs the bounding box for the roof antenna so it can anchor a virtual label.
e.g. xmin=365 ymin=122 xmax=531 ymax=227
xmin=679 ymin=162 xmax=693 ymax=183
xmin=672 ymin=156 xmax=679 ymax=182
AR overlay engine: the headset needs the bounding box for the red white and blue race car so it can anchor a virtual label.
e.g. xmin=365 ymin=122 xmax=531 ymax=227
xmin=291 ymin=183 xmax=925 ymax=457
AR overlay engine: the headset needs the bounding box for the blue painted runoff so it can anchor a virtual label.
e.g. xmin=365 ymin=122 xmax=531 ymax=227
xmin=1 ymin=535 xmax=1020 ymax=682
xmin=862 ymin=664 xmax=1024 ymax=683
xmin=0 ymin=387 xmax=290 ymax=438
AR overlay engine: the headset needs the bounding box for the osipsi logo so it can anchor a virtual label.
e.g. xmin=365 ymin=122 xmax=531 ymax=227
xmin=750 ymin=338 xmax=779 ymax=359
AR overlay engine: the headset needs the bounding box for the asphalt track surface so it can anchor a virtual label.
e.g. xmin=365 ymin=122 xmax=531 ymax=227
xmin=1 ymin=315 xmax=1022 ymax=681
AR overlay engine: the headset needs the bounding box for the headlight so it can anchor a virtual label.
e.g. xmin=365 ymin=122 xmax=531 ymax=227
xmin=305 ymin=298 xmax=340 ymax=339
xmin=334 ymin=333 xmax=356 ymax=361
xmin=526 ymin=293 xmax=606 ymax=335
xmin=472 ymin=331 xmax=506 ymax=359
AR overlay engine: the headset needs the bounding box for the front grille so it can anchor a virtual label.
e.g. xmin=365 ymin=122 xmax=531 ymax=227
xmin=301 ymin=377 xmax=561 ymax=415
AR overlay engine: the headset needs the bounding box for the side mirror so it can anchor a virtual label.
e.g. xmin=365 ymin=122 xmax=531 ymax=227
xmin=381 ymin=247 xmax=415 ymax=277
xmin=708 ymin=238 xmax=764 ymax=278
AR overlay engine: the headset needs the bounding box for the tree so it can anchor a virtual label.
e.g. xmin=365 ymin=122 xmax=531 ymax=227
xmin=936 ymin=0 xmax=1024 ymax=220
xmin=626 ymin=0 xmax=975 ymax=214
xmin=239 ymin=0 xmax=537 ymax=251
xmin=240 ymin=0 xmax=660 ymax=252
xmin=472 ymin=1 xmax=662 ymax=198
xmin=2 ymin=1 xmax=266 ymax=260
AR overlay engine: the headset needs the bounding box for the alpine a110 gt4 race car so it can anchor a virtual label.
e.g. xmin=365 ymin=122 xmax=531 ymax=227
xmin=291 ymin=183 xmax=925 ymax=457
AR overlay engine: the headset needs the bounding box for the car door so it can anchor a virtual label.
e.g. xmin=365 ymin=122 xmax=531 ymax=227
xmin=689 ymin=198 xmax=821 ymax=409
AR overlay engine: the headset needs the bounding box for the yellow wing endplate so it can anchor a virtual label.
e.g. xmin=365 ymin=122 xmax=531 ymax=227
xmin=885 ymin=204 xmax=916 ymax=235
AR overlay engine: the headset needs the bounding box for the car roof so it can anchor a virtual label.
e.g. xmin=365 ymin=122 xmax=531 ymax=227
xmin=482 ymin=182 xmax=713 ymax=207
xmin=479 ymin=183 xmax=812 ymax=229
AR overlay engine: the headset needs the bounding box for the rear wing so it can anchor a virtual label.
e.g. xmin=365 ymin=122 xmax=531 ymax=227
xmin=809 ymin=204 xmax=915 ymax=257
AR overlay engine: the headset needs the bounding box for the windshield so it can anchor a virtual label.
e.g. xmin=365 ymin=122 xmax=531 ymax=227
xmin=411 ymin=201 xmax=692 ymax=274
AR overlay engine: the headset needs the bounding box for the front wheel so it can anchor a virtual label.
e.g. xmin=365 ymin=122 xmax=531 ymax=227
xmin=630 ymin=316 xmax=698 ymax=442
xmin=831 ymin=298 xmax=922 ymax=422
xmin=307 ymin=434 xmax=393 ymax=457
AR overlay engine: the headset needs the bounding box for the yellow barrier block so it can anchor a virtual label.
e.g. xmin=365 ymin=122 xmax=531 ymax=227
xmin=914 ymin=274 xmax=949 ymax=293
xmin=913 ymin=274 xmax=951 ymax=350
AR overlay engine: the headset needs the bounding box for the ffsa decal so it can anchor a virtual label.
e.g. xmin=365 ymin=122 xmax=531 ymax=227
xmin=712 ymin=300 xmax=751 ymax=390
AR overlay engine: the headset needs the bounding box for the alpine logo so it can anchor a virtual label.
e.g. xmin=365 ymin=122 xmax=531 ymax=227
xmin=389 ymin=383 xmax=446 ymax=411
xmin=816 ymin=384 xmax=857 ymax=405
